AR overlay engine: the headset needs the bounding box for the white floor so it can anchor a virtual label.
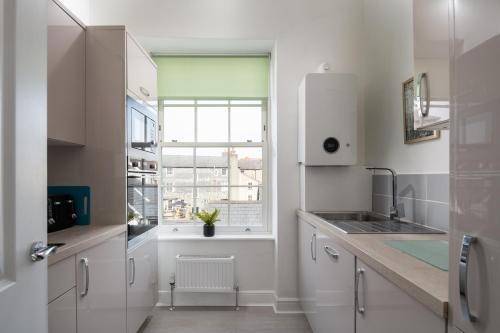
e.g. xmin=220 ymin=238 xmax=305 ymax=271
xmin=141 ymin=306 xmax=312 ymax=333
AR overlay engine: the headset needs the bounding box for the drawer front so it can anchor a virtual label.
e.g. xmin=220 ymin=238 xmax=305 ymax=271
xmin=48 ymin=288 xmax=77 ymax=333
xmin=48 ymin=255 xmax=76 ymax=303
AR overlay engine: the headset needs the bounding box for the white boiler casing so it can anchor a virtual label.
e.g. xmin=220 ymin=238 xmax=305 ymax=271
xmin=298 ymin=73 xmax=357 ymax=166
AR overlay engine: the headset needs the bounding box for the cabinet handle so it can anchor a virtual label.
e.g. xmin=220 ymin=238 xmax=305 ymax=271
xmin=417 ymin=73 xmax=430 ymax=117
xmin=459 ymin=235 xmax=477 ymax=322
xmin=140 ymin=86 xmax=150 ymax=97
xmin=129 ymin=257 xmax=136 ymax=285
xmin=310 ymin=233 xmax=317 ymax=261
xmin=324 ymin=245 xmax=339 ymax=259
xmin=355 ymin=268 xmax=365 ymax=314
xmin=80 ymin=257 xmax=89 ymax=297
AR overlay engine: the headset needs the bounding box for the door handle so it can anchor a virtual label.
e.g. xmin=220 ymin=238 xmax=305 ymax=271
xmin=459 ymin=235 xmax=477 ymax=322
xmin=129 ymin=257 xmax=136 ymax=285
xmin=80 ymin=258 xmax=90 ymax=297
xmin=30 ymin=241 xmax=58 ymax=261
xmin=324 ymin=245 xmax=339 ymax=259
xmin=355 ymin=268 xmax=365 ymax=314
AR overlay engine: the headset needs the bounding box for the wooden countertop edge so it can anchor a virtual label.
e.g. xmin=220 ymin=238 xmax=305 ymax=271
xmin=48 ymin=224 xmax=127 ymax=265
xmin=297 ymin=210 xmax=448 ymax=319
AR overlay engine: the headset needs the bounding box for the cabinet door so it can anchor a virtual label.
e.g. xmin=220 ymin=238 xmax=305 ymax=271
xmin=49 ymin=288 xmax=77 ymax=333
xmin=47 ymin=0 xmax=86 ymax=145
xmin=298 ymin=218 xmax=317 ymax=330
xmin=356 ymin=259 xmax=445 ymax=333
xmin=77 ymin=232 xmax=126 ymax=333
xmin=315 ymin=232 xmax=355 ymax=333
xmin=126 ymin=33 xmax=157 ymax=107
xmin=127 ymin=235 xmax=157 ymax=333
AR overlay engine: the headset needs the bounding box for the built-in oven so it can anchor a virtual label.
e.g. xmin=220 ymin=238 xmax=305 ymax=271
xmin=127 ymin=157 xmax=159 ymax=243
xmin=127 ymin=95 xmax=159 ymax=245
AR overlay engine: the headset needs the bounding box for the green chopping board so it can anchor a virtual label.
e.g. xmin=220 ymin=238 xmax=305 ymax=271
xmin=384 ymin=240 xmax=449 ymax=271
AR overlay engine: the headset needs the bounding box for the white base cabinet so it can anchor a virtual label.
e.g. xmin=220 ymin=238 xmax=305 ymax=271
xmin=355 ymin=259 xmax=446 ymax=333
xmin=298 ymin=217 xmax=446 ymax=333
xmin=315 ymin=231 xmax=355 ymax=333
xmin=48 ymin=232 xmax=126 ymax=333
xmin=127 ymin=231 xmax=158 ymax=333
xmin=76 ymin=232 xmax=127 ymax=333
xmin=48 ymin=288 xmax=77 ymax=333
xmin=299 ymin=220 xmax=356 ymax=333
xmin=299 ymin=219 xmax=317 ymax=330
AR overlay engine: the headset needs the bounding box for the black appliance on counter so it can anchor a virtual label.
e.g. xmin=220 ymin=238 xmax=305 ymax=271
xmin=127 ymin=96 xmax=159 ymax=244
xmin=47 ymin=194 xmax=78 ymax=233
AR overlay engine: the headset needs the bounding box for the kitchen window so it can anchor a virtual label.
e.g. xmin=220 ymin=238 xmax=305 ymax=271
xmin=158 ymin=98 xmax=269 ymax=233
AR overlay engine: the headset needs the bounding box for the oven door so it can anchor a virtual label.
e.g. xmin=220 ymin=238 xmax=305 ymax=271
xmin=127 ymin=172 xmax=158 ymax=242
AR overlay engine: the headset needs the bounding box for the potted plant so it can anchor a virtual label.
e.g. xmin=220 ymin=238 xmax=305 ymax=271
xmin=195 ymin=208 xmax=220 ymax=237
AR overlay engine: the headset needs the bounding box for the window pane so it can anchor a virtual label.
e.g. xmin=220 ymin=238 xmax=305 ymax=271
xmin=197 ymin=100 xmax=228 ymax=105
xmin=230 ymin=106 xmax=262 ymax=142
xmin=230 ymin=100 xmax=262 ymax=105
xmin=195 ymin=187 xmax=229 ymax=226
xmin=162 ymin=187 xmax=194 ymax=222
xmin=196 ymin=148 xmax=228 ymax=186
xmin=197 ymin=107 xmax=228 ymax=142
xmin=164 ymin=100 xmax=195 ymax=105
xmin=229 ymin=148 xmax=263 ymax=186
xmin=162 ymin=148 xmax=194 ymax=186
xmin=229 ymin=192 xmax=263 ymax=226
xmin=164 ymin=106 xmax=195 ymax=142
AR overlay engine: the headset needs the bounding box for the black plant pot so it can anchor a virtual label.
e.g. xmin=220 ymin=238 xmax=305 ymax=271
xmin=203 ymin=224 xmax=215 ymax=237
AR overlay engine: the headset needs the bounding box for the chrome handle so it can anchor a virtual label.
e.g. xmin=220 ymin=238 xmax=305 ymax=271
xmin=81 ymin=258 xmax=89 ymax=297
xmin=459 ymin=235 xmax=477 ymax=322
xmin=140 ymin=86 xmax=150 ymax=97
xmin=417 ymin=73 xmax=430 ymax=117
xmin=310 ymin=233 xmax=317 ymax=261
xmin=324 ymin=246 xmax=339 ymax=259
xmin=129 ymin=257 xmax=136 ymax=285
xmin=30 ymin=241 xmax=58 ymax=261
xmin=355 ymin=268 xmax=365 ymax=314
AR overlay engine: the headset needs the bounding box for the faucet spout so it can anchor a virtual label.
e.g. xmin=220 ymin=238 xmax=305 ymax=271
xmin=366 ymin=167 xmax=398 ymax=219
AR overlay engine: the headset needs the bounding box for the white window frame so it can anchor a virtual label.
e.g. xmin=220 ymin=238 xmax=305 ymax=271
xmin=158 ymin=97 xmax=270 ymax=234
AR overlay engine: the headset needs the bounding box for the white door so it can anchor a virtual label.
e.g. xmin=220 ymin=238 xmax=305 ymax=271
xmin=0 ymin=0 xmax=49 ymax=332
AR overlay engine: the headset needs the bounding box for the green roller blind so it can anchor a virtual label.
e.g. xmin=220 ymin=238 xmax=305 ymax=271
xmin=153 ymin=56 xmax=270 ymax=98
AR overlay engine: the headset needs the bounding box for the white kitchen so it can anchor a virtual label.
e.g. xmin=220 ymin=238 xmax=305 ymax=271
xmin=0 ymin=1 xmax=498 ymax=333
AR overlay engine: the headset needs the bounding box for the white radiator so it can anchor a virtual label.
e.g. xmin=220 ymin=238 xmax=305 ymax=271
xmin=175 ymin=255 xmax=236 ymax=293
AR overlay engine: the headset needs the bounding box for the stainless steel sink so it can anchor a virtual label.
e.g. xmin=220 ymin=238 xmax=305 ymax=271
xmin=311 ymin=211 xmax=445 ymax=234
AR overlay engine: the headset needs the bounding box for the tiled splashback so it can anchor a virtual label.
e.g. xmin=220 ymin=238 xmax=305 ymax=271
xmin=372 ymin=174 xmax=449 ymax=232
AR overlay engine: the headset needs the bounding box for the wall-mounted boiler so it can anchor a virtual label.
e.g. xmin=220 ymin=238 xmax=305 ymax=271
xmin=298 ymin=73 xmax=358 ymax=166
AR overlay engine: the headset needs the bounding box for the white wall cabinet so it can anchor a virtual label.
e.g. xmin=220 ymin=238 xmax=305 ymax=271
xmin=76 ymin=233 xmax=127 ymax=333
xmin=126 ymin=33 xmax=157 ymax=108
xmin=355 ymin=258 xmax=446 ymax=333
xmin=298 ymin=219 xmax=317 ymax=330
xmin=127 ymin=232 xmax=158 ymax=333
xmin=315 ymin=231 xmax=355 ymax=333
xmin=48 ymin=288 xmax=77 ymax=333
xmin=47 ymin=0 xmax=86 ymax=145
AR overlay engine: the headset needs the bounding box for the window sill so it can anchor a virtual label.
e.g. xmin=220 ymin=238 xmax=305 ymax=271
xmin=158 ymin=233 xmax=275 ymax=241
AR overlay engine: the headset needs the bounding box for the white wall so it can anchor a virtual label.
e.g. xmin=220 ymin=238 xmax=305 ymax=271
xmin=55 ymin=0 xmax=90 ymax=25
xmin=157 ymin=238 xmax=275 ymax=306
xmin=84 ymin=0 xmax=367 ymax=309
xmin=362 ymin=0 xmax=449 ymax=174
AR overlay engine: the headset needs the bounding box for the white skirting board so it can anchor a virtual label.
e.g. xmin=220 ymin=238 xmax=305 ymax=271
xmin=156 ymin=290 xmax=302 ymax=313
